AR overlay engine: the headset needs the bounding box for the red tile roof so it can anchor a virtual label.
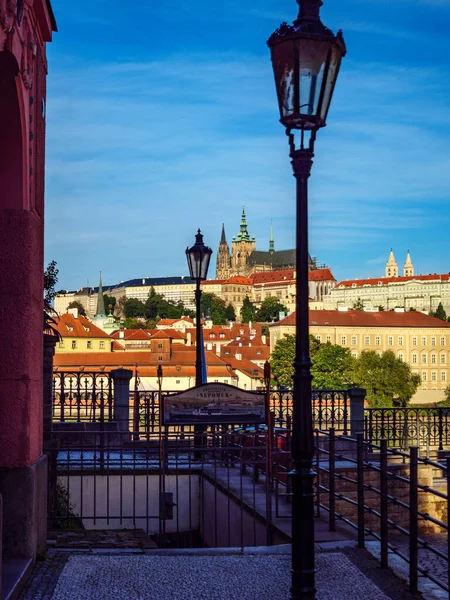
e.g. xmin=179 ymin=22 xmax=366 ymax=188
xmin=223 ymin=276 xmax=253 ymax=285
xmin=157 ymin=317 xmax=194 ymax=326
xmin=110 ymin=329 xmax=152 ymax=341
xmin=275 ymin=310 xmax=450 ymax=329
xmin=308 ymin=268 xmax=336 ymax=282
xmin=336 ymin=274 xmax=450 ymax=288
xmin=250 ymin=269 xmax=294 ymax=284
xmin=55 ymin=314 xmax=110 ymax=339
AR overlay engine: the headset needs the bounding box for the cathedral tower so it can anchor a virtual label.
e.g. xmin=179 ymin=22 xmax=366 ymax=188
xmin=216 ymin=224 xmax=231 ymax=280
xmin=403 ymin=250 xmax=414 ymax=277
xmin=269 ymin=221 xmax=275 ymax=255
xmin=231 ymin=207 xmax=256 ymax=276
xmin=385 ymin=249 xmax=399 ymax=278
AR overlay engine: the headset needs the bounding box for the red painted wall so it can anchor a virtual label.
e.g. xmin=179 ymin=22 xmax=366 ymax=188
xmin=0 ymin=0 xmax=55 ymax=467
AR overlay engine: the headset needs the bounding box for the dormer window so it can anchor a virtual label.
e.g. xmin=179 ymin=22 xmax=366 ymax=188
xmin=66 ymin=326 xmax=74 ymax=332
xmin=83 ymin=326 xmax=90 ymax=332
xmin=220 ymin=333 xmax=225 ymax=339
xmin=210 ymin=334 xmax=215 ymax=339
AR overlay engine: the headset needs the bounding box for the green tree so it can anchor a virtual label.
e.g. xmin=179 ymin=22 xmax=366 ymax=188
xmin=311 ymin=343 xmax=354 ymax=389
xmin=378 ymin=305 xmax=385 ymax=311
xmin=124 ymin=298 xmax=145 ymax=318
xmin=123 ymin=318 xmax=145 ymax=329
xmin=430 ymin=302 xmax=447 ymax=321
xmin=270 ymin=335 xmax=350 ymax=389
xmin=103 ymin=294 xmax=116 ymax=315
xmin=437 ymin=385 xmax=450 ymax=407
xmin=241 ymin=296 xmax=256 ymax=323
xmin=270 ymin=334 xmax=295 ymax=388
xmin=352 ymin=297 xmax=364 ymax=310
xmin=255 ymin=297 xmax=287 ymax=323
xmin=66 ymin=300 xmax=86 ymax=317
xmin=350 ymin=350 xmax=421 ymax=407
xmin=201 ymin=293 xmax=228 ymax=325
xmin=144 ymin=287 xmax=163 ymax=319
xmin=44 ymin=260 xmax=59 ymax=305
xmin=225 ymin=303 xmax=236 ymax=322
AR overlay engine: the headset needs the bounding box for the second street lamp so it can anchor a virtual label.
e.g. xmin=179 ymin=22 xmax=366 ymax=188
xmin=267 ymin=1 xmax=346 ymax=599
xmin=185 ymin=229 xmax=213 ymax=386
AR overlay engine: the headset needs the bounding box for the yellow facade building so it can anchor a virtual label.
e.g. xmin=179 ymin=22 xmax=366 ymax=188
xmin=270 ymin=309 xmax=450 ymax=403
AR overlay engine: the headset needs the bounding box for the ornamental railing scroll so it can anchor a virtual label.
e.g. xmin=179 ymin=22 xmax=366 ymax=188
xmin=52 ymin=371 xmax=114 ymax=423
xmin=364 ymin=407 xmax=450 ymax=452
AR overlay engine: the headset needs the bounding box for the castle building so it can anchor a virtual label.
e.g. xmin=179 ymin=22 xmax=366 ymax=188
xmin=216 ymin=208 xmax=318 ymax=279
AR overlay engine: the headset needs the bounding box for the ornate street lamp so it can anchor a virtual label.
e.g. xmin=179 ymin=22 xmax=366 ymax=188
xmin=186 ymin=229 xmax=212 ymax=386
xmin=267 ymin=2 xmax=346 ymax=599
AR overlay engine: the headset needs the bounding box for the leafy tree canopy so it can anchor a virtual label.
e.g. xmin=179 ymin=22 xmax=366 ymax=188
xmin=241 ymin=296 xmax=256 ymax=324
xmin=124 ymin=298 xmax=145 ymax=319
xmin=350 ymin=350 xmax=420 ymax=407
xmin=66 ymin=300 xmax=86 ymax=317
xmin=311 ymin=343 xmax=354 ymax=389
xmin=255 ymin=296 xmax=287 ymax=323
xmin=103 ymin=294 xmax=116 ymax=315
xmin=352 ymin=297 xmax=364 ymax=311
xmin=201 ymin=293 xmax=228 ymax=325
xmin=430 ymin=302 xmax=447 ymax=321
xmin=270 ymin=335 xmax=351 ymax=389
xmin=44 ymin=260 xmax=59 ymax=305
xmin=225 ymin=303 xmax=236 ymax=322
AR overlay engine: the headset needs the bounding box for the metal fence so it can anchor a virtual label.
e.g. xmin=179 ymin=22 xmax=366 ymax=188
xmin=315 ymin=428 xmax=450 ymax=596
xmin=365 ymin=407 xmax=450 ymax=451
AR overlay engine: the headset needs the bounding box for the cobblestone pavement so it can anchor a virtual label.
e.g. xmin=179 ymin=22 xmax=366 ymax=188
xmin=18 ymin=545 xmax=418 ymax=600
xmin=18 ymin=550 xmax=71 ymax=600
xmin=388 ymin=533 xmax=448 ymax=589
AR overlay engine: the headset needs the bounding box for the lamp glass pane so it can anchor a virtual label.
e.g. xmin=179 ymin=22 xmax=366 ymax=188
xmin=270 ymin=39 xmax=296 ymax=119
xmin=319 ymin=44 xmax=343 ymax=121
xmin=200 ymin=251 xmax=212 ymax=280
xmin=297 ymin=39 xmax=329 ymax=117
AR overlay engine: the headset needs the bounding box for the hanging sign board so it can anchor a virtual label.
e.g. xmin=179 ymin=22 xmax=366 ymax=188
xmin=162 ymin=383 xmax=266 ymax=426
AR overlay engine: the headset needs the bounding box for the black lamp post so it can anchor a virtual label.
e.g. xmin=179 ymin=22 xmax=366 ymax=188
xmin=267 ymin=2 xmax=345 ymax=599
xmin=186 ymin=229 xmax=213 ymax=386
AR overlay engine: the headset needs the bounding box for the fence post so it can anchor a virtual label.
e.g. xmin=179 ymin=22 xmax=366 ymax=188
xmin=329 ymin=428 xmax=336 ymax=532
xmin=409 ymin=446 xmax=419 ymax=594
xmin=357 ymin=433 xmax=365 ymax=549
xmin=348 ymin=387 xmax=366 ymax=438
xmin=380 ymin=439 xmax=389 ymax=568
xmin=110 ymin=369 xmax=133 ymax=432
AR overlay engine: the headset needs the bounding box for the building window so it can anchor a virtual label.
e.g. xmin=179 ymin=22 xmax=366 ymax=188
xmin=432 ymin=337 xmax=436 ymax=346
xmin=412 ymin=353 xmax=417 ymax=364
xmin=441 ymin=354 xmax=446 ymax=364
xmin=224 ymin=379 xmax=228 ymax=384
xmin=398 ymin=353 xmax=404 ymax=361
xmin=87 ymin=341 xmax=92 ymax=349
xmin=176 ymin=380 xmax=180 ymax=384
xmin=432 ymin=372 xmax=437 ymax=382
xmin=422 ymin=337 xmax=427 ymax=346
xmin=100 ymin=341 xmax=105 ymax=349
xmin=351 ymin=336 xmax=357 ymax=346
xmin=71 ymin=341 xmax=77 ymax=349
xmin=341 ymin=336 xmax=347 ymax=345
xmin=352 ymin=351 xmax=358 ymax=358
xmin=422 ymin=372 xmax=427 ymax=382
xmin=176 ymin=366 xmax=181 ymax=372
xmin=158 ymin=343 xmax=163 ymax=349
xmin=158 ymin=356 xmax=163 ymax=361
xmin=422 ymin=354 xmax=427 ymax=364
xmin=441 ymin=337 xmax=446 ymax=346
xmin=376 ymin=336 xmax=381 ymax=346
xmin=388 ymin=336 xmax=393 ymax=346
xmin=432 ymin=354 xmax=437 ymax=364
xmin=442 ymin=372 xmax=447 ymax=382
xmin=210 ymin=334 xmax=216 ymax=339
xmin=59 ymin=341 xmax=64 ymax=348
xmin=412 ymin=337 xmax=417 ymax=346
xmin=316 ymin=335 xmax=322 ymax=342
xmin=364 ymin=336 xmax=370 ymax=346
xmin=326 ymin=335 xmax=331 ymax=343
xmin=398 ymin=337 xmax=404 ymax=346
xmin=220 ymin=333 xmax=225 ymax=339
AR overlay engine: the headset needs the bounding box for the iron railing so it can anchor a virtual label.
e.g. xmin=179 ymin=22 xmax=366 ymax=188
xmin=52 ymin=371 xmax=113 ymax=423
xmin=315 ymin=428 xmax=450 ymax=596
xmin=365 ymin=407 xmax=450 ymax=451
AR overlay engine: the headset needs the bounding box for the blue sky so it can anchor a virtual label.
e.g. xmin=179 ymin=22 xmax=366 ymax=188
xmin=45 ymin=0 xmax=450 ymax=291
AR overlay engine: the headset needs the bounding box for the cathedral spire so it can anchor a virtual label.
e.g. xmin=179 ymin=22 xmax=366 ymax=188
xmin=220 ymin=223 xmax=227 ymax=245
xmin=237 ymin=206 xmax=250 ymax=242
xmin=96 ymin=271 xmax=106 ymax=317
xmin=269 ymin=220 xmax=275 ymax=255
